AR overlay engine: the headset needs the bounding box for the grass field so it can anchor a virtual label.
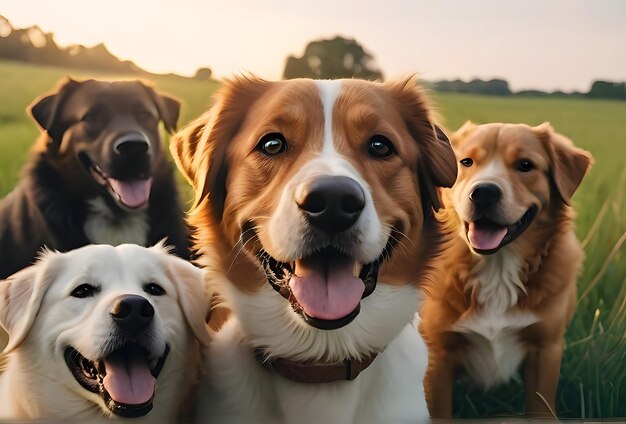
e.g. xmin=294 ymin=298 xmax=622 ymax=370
xmin=0 ymin=59 xmax=624 ymax=419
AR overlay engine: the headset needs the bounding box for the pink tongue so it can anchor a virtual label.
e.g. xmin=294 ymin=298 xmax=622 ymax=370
xmin=108 ymin=178 xmax=152 ymax=208
xmin=468 ymin=222 xmax=508 ymax=251
xmin=289 ymin=254 xmax=365 ymax=321
xmin=102 ymin=352 xmax=155 ymax=405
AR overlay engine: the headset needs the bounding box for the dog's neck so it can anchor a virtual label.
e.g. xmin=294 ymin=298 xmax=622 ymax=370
xmin=254 ymin=348 xmax=379 ymax=383
xmin=210 ymin=265 xmax=422 ymax=364
xmin=84 ymin=197 xmax=149 ymax=246
xmin=466 ymin=249 xmax=525 ymax=314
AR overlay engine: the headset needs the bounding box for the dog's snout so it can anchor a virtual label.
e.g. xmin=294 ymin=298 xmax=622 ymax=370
xmin=470 ymin=183 xmax=502 ymax=210
xmin=295 ymin=175 xmax=366 ymax=233
xmin=110 ymin=295 xmax=154 ymax=335
xmin=114 ymin=139 xmax=150 ymax=156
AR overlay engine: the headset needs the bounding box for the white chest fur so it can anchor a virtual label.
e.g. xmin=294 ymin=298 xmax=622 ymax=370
xmin=454 ymin=310 xmax=538 ymax=388
xmin=84 ymin=197 xmax=149 ymax=246
xmin=454 ymin=250 xmax=538 ymax=388
xmin=199 ymin=321 xmax=429 ymax=424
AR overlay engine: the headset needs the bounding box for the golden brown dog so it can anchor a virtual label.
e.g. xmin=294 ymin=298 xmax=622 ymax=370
xmin=420 ymin=121 xmax=593 ymax=418
xmin=170 ymin=76 xmax=457 ymax=423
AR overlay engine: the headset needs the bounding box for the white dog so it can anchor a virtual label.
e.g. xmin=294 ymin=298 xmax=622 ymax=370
xmin=0 ymin=243 xmax=210 ymax=421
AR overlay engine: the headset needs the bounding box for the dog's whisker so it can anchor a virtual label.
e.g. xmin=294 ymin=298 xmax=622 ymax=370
xmin=228 ymin=227 xmax=262 ymax=272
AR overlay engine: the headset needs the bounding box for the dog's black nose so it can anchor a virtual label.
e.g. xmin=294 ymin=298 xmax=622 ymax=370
xmin=296 ymin=175 xmax=366 ymax=233
xmin=110 ymin=295 xmax=154 ymax=335
xmin=114 ymin=139 xmax=150 ymax=156
xmin=470 ymin=183 xmax=502 ymax=210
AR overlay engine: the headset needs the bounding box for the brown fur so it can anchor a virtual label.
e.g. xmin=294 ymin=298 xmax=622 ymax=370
xmin=420 ymin=122 xmax=593 ymax=418
xmin=170 ymin=76 xmax=457 ymax=330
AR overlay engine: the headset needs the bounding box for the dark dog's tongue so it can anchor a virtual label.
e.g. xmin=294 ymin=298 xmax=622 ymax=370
xmin=108 ymin=178 xmax=152 ymax=209
xmin=102 ymin=347 xmax=155 ymax=405
xmin=468 ymin=221 xmax=507 ymax=251
xmin=289 ymin=253 xmax=364 ymax=321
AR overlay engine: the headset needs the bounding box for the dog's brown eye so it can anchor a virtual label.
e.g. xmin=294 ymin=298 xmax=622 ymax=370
xmin=144 ymin=283 xmax=166 ymax=296
xmin=460 ymin=158 xmax=473 ymax=167
xmin=70 ymin=284 xmax=100 ymax=298
xmin=368 ymin=135 xmax=395 ymax=158
xmin=517 ymin=159 xmax=534 ymax=172
xmin=258 ymin=133 xmax=287 ymax=156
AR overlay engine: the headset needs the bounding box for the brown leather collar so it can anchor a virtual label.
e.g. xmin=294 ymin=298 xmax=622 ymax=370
xmin=254 ymin=348 xmax=379 ymax=384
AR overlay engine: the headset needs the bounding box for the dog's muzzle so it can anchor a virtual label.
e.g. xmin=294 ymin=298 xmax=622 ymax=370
xmin=63 ymin=295 xmax=168 ymax=418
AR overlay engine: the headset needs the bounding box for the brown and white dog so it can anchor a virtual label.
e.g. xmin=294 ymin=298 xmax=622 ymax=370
xmin=0 ymin=243 xmax=210 ymax=421
xmin=0 ymin=78 xmax=190 ymax=281
xmin=170 ymin=76 xmax=457 ymax=423
xmin=420 ymin=122 xmax=593 ymax=418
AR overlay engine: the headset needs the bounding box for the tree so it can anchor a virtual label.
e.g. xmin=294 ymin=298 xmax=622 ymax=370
xmin=283 ymin=36 xmax=383 ymax=81
xmin=194 ymin=67 xmax=213 ymax=80
xmin=587 ymin=80 xmax=626 ymax=100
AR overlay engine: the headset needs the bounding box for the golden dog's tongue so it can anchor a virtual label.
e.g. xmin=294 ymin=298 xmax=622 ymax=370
xmin=289 ymin=253 xmax=364 ymax=321
xmin=468 ymin=222 xmax=507 ymax=251
xmin=103 ymin=349 xmax=155 ymax=405
xmin=108 ymin=178 xmax=152 ymax=208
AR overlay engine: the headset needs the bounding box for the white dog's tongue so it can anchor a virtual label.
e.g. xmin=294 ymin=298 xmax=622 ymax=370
xmin=289 ymin=254 xmax=364 ymax=321
xmin=468 ymin=222 xmax=508 ymax=251
xmin=107 ymin=178 xmax=152 ymax=209
xmin=103 ymin=350 xmax=155 ymax=405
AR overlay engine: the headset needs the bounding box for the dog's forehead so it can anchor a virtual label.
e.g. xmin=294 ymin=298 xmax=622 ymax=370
xmin=54 ymin=244 xmax=164 ymax=285
xmin=62 ymin=81 xmax=156 ymax=116
xmin=241 ymin=79 xmax=321 ymax=128
xmin=459 ymin=124 xmax=546 ymax=162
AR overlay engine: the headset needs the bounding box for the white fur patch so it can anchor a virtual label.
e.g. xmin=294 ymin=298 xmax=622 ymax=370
xmin=467 ymin=249 xmax=525 ymax=314
xmin=316 ymin=80 xmax=342 ymax=156
xmin=84 ymin=197 xmax=149 ymax=246
xmin=454 ymin=249 xmax=538 ymax=388
xmin=454 ymin=310 xmax=538 ymax=388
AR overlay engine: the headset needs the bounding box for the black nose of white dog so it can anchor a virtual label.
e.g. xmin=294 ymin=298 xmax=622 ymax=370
xmin=111 ymin=295 xmax=154 ymax=335
xmin=470 ymin=183 xmax=502 ymax=210
xmin=296 ymin=175 xmax=366 ymax=233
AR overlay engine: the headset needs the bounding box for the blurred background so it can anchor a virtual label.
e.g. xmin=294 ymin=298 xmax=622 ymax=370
xmin=0 ymin=0 xmax=624 ymax=419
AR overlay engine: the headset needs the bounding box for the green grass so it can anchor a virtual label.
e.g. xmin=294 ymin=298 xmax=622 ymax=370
xmin=0 ymin=60 xmax=624 ymax=418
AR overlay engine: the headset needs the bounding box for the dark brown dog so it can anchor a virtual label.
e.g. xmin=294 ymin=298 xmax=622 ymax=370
xmin=0 ymin=78 xmax=190 ymax=279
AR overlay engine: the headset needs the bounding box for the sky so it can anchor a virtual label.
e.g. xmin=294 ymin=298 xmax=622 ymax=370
xmin=2 ymin=0 xmax=626 ymax=92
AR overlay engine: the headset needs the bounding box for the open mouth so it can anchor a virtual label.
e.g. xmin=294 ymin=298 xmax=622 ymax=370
xmin=259 ymin=245 xmax=384 ymax=331
xmin=465 ymin=206 xmax=538 ymax=255
xmin=64 ymin=343 xmax=169 ymax=418
xmin=78 ymin=152 xmax=152 ymax=209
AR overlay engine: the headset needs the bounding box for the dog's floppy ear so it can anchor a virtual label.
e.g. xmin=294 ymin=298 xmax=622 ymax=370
xmin=534 ymin=122 xmax=593 ymax=205
xmin=154 ymin=245 xmax=211 ymax=347
xmin=170 ymin=75 xmax=270 ymax=219
xmin=418 ymin=124 xmax=457 ymax=212
xmin=0 ymin=251 xmax=60 ymax=353
xmin=387 ymin=78 xmax=457 ymax=214
xmin=141 ymin=83 xmax=181 ymax=134
xmin=28 ymin=77 xmax=81 ymax=147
